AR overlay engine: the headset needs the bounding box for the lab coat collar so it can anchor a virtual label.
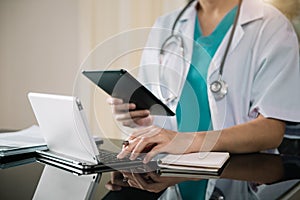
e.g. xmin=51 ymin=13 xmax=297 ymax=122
xmin=177 ymin=1 xmax=198 ymax=24
xmin=170 ymin=1 xmax=197 ymax=100
xmin=208 ymin=0 xmax=264 ymax=78
xmin=239 ymin=0 xmax=264 ymax=25
xmin=178 ymin=0 xmax=264 ymax=25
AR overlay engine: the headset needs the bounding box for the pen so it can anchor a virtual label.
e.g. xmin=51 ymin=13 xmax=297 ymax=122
xmin=122 ymin=140 xmax=129 ymax=147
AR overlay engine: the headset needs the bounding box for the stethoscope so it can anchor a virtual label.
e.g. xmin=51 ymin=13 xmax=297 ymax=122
xmin=159 ymin=0 xmax=242 ymax=102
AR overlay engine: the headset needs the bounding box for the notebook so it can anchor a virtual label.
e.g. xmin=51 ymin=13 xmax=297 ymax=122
xmin=157 ymin=152 xmax=230 ymax=177
xmin=28 ymin=92 xmax=143 ymax=171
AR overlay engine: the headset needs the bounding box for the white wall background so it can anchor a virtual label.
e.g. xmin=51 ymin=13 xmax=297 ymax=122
xmin=0 ymin=0 xmax=80 ymax=130
xmin=0 ymin=0 xmax=186 ymax=138
xmin=1 ymin=0 xmax=299 ymax=138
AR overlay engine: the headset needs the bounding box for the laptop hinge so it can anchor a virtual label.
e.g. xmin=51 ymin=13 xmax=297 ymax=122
xmin=95 ymin=155 xmax=101 ymax=163
xmin=76 ymin=98 xmax=83 ymax=111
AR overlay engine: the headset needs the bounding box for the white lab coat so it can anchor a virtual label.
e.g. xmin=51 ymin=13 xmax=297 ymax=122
xmin=138 ymin=0 xmax=300 ymax=199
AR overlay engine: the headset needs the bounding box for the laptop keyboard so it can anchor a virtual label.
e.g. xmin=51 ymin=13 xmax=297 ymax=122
xmin=98 ymin=149 xmax=143 ymax=164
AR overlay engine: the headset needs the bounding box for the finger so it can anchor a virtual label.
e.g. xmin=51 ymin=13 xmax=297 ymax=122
xmin=118 ymin=127 xmax=160 ymax=159
xmin=134 ymin=116 xmax=153 ymax=126
xmin=105 ymin=181 xmax=122 ymax=191
xmin=126 ymin=169 xmax=147 ymax=187
xmin=129 ymin=138 xmax=151 ymax=160
xmin=110 ymin=172 xmax=128 ymax=186
xmin=143 ymin=145 xmax=163 ymax=163
xmin=120 ymin=172 xmax=140 ymax=188
xmin=122 ymin=115 xmax=152 ymax=128
xmin=106 ymin=97 xmax=123 ymax=105
xmin=120 ymin=171 xmax=132 ymax=179
xmin=117 ymin=138 xmax=140 ymax=159
xmin=118 ymin=110 xmax=150 ymax=124
xmin=127 ymin=179 xmax=140 ymax=189
xmin=131 ymin=172 xmax=148 ymax=189
xmin=130 ymin=129 xmax=161 ymax=160
xmin=113 ymin=103 xmax=136 ymax=114
xmin=122 ymin=120 xmax=139 ymax=128
xmin=129 ymin=110 xmax=150 ymax=119
xmin=105 ymin=181 xmax=114 ymax=190
xmin=129 ymin=125 xmax=159 ymax=140
xmin=117 ymin=146 xmax=132 ymax=159
xmin=115 ymin=112 xmax=133 ymax=121
xmin=122 ymin=116 xmax=153 ymax=128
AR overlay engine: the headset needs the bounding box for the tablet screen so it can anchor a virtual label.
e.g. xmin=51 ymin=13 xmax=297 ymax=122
xmin=82 ymin=69 xmax=175 ymax=116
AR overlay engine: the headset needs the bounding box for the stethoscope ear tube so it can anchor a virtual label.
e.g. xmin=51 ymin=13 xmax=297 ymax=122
xmin=209 ymin=0 xmax=241 ymax=100
xmin=159 ymin=0 xmax=242 ymax=102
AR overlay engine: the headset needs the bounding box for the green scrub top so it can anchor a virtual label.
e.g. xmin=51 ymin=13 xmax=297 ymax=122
xmin=177 ymin=6 xmax=237 ymax=200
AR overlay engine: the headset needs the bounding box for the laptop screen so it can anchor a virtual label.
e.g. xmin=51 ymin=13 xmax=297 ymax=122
xmin=28 ymin=92 xmax=99 ymax=164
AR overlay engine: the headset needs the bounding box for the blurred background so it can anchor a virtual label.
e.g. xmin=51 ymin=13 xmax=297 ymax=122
xmin=0 ymin=0 xmax=186 ymax=138
xmin=0 ymin=0 xmax=299 ymax=139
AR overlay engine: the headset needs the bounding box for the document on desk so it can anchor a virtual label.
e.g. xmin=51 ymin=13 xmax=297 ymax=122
xmin=157 ymin=152 xmax=230 ymax=176
xmin=0 ymin=125 xmax=47 ymax=157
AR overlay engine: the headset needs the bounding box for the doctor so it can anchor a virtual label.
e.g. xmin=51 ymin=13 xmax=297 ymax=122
xmin=108 ymin=0 xmax=300 ymax=198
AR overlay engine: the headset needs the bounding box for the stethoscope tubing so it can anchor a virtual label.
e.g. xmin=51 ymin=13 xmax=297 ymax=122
xmin=159 ymin=0 xmax=242 ymax=102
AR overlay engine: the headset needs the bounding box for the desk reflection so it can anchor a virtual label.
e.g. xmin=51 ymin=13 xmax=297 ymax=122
xmin=33 ymin=153 xmax=300 ymax=200
xmin=103 ymin=153 xmax=300 ymax=200
xmin=33 ymin=165 xmax=101 ymax=200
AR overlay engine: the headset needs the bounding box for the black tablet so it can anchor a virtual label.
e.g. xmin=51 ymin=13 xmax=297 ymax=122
xmin=82 ymin=69 xmax=175 ymax=116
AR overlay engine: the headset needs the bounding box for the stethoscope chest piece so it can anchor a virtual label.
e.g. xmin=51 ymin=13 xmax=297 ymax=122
xmin=210 ymin=78 xmax=228 ymax=100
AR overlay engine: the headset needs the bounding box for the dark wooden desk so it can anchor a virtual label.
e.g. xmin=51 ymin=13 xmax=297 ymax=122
xmin=0 ymin=139 xmax=300 ymax=200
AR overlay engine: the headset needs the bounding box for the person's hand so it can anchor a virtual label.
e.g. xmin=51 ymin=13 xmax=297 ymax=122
xmin=105 ymin=171 xmax=130 ymax=191
xmin=121 ymin=169 xmax=185 ymax=193
xmin=117 ymin=125 xmax=197 ymax=163
xmin=106 ymin=166 xmax=199 ymax=193
xmin=107 ymin=97 xmax=153 ymax=128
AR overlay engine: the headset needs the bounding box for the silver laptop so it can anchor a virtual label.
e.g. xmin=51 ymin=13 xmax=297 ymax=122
xmin=28 ymin=92 xmax=143 ymax=171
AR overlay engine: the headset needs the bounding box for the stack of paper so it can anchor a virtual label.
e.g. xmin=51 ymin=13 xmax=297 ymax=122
xmin=0 ymin=125 xmax=47 ymax=157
